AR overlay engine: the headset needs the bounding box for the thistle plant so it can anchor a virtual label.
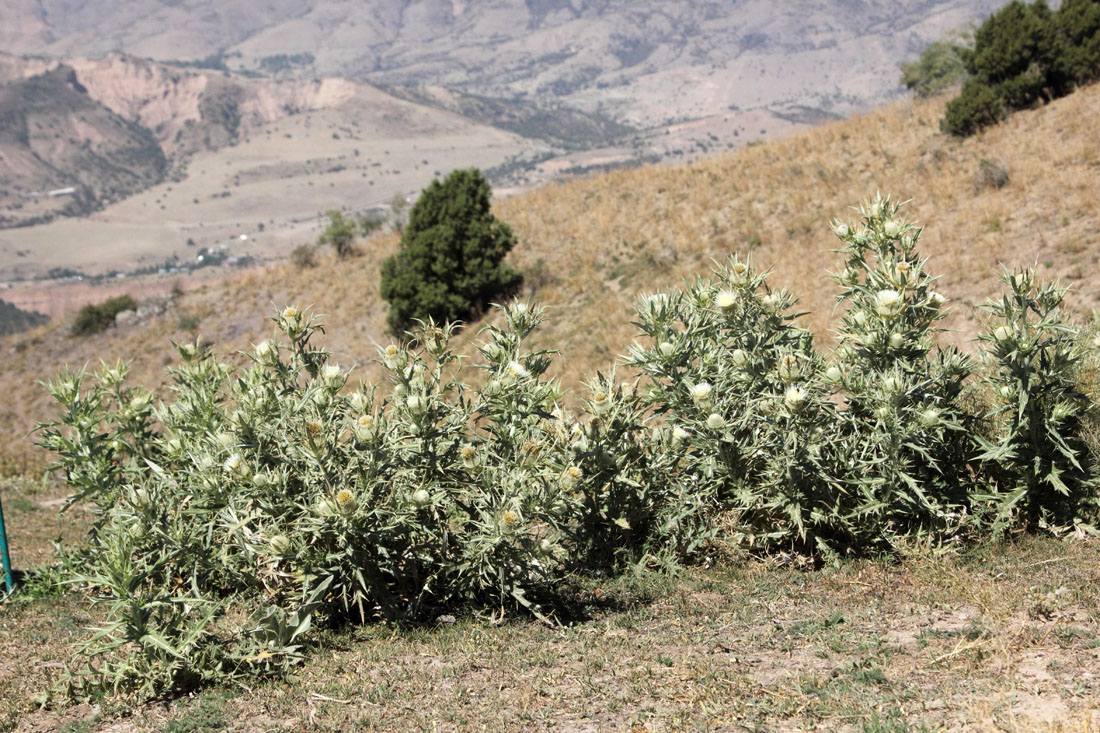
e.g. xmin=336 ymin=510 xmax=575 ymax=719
xmin=973 ymin=269 xmax=1100 ymax=533
xmin=828 ymin=195 xmax=974 ymax=548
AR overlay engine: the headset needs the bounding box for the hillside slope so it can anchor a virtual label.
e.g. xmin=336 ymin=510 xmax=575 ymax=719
xmin=0 ymin=65 xmax=168 ymax=227
xmin=0 ymin=1 xmax=1010 ymax=132
xmin=2 ymin=83 xmax=1098 ymax=466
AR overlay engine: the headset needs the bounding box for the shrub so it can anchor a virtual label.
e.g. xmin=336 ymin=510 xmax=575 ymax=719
xmin=317 ymin=210 xmax=357 ymax=258
xmin=1056 ymin=0 xmax=1100 ymax=84
xmin=358 ymin=212 xmax=386 ymax=237
xmin=38 ymin=196 xmax=1100 ymax=698
xmin=973 ymin=158 xmax=1011 ymax=191
xmin=290 ymin=244 xmax=316 ymax=269
xmin=942 ymin=78 xmax=1005 ymax=136
xmin=70 ymin=295 xmax=137 ymax=337
xmin=380 ymin=169 xmax=523 ymax=336
xmin=900 ymin=36 xmax=972 ymax=97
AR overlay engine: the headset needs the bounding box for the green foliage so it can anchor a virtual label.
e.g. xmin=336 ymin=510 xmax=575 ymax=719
xmin=317 ymin=210 xmax=357 ymax=259
xmin=0 ymin=298 xmax=49 ymax=336
xmin=70 ymin=295 xmax=138 ymax=337
xmin=290 ymin=244 xmax=316 ymax=269
xmin=357 ymin=212 xmax=386 ymax=237
xmin=942 ymin=0 xmax=1100 ymax=135
xmin=380 ymin=169 xmax=523 ymax=337
xmin=39 ymin=196 xmax=1100 ymax=698
xmin=900 ymin=36 xmax=972 ymax=97
xmin=972 ymin=270 xmax=1100 ymax=532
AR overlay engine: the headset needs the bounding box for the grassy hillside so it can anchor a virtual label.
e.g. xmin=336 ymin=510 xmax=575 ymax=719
xmin=2 ymin=84 xmax=1098 ymax=467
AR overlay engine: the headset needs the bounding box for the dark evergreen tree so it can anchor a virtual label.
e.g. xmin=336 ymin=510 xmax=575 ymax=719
xmin=379 ymin=169 xmax=522 ymax=336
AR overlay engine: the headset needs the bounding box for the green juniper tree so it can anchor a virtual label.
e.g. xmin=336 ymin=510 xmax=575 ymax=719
xmin=380 ymin=169 xmax=523 ymax=337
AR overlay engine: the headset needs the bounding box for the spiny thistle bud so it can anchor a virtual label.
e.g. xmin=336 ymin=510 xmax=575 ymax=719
xmin=889 ymin=333 xmax=905 ymax=350
xmin=178 ymin=342 xmax=198 ymax=361
xmin=993 ymin=325 xmax=1014 ymax=343
xmin=268 ymin=534 xmax=291 ymax=557
xmin=657 ymin=341 xmax=677 ymax=358
xmin=928 ymin=292 xmax=945 ymax=308
xmin=875 ymin=289 xmax=902 ymax=318
xmin=852 ymin=310 xmax=868 ymax=328
xmin=1051 ymin=402 xmax=1075 ymax=422
xmin=500 ymin=509 xmax=520 ymax=533
xmin=255 ymin=340 xmax=276 ymax=363
xmin=706 ymin=413 xmax=726 ymax=430
xmin=538 ymin=538 xmax=556 ymax=557
xmin=883 ymin=220 xmax=902 ymax=238
xmin=761 ymin=293 xmax=782 ymax=313
xmin=919 ymin=408 xmax=941 ymax=428
xmin=778 ymin=354 xmax=799 ymax=383
xmin=833 ymin=222 xmax=850 ymax=238
xmin=731 ymin=348 xmax=749 ymax=368
xmin=348 ymin=392 xmax=369 ymax=414
xmin=783 ymin=386 xmax=808 ymax=413
xmin=406 ymin=394 xmax=427 ymax=415
xmin=591 ymin=391 xmax=612 ymax=414
xmin=411 ymin=488 xmax=432 ymax=509
xmin=671 ymin=425 xmax=690 ymax=447
xmin=824 ymin=365 xmax=844 ymax=385
xmin=730 ymin=261 xmax=750 ymax=284
xmin=882 ymin=375 xmax=903 ymax=394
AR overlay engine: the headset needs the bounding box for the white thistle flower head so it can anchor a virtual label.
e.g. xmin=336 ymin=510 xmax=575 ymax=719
xmin=883 ymin=220 xmax=902 ymax=238
xmin=875 ymin=289 xmax=902 ymax=317
xmin=335 ymin=489 xmax=357 ymax=514
xmin=538 ymin=538 xmax=555 ymax=557
xmin=730 ymin=261 xmax=750 ymax=285
xmin=561 ymin=465 xmax=583 ymax=488
xmin=460 ymin=443 xmax=478 ymax=467
xmin=852 ymin=310 xmax=868 ymax=328
xmin=411 ymin=489 xmax=432 ymax=509
xmin=928 ymin=292 xmax=946 ymax=308
xmin=281 ymin=306 xmax=301 ymax=333
xmin=882 ymin=375 xmax=903 ymax=394
xmin=691 ymin=382 xmax=713 ymax=403
xmin=671 ymin=425 xmax=690 ymax=445
xmin=224 ymin=453 xmax=249 ymax=477
xmin=102 ymin=367 xmax=125 ymax=386
xmin=506 ymin=360 xmax=528 ymax=380
xmin=889 ymin=333 xmax=905 ymax=350
xmin=783 ymin=386 xmax=808 ymax=412
xmin=392 ymin=383 xmax=408 ymax=398
xmin=715 ymin=290 xmax=738 ymax=311
xmin=179 ymin=342 xmax=198 ymax=361
xmin=706 ymin=413 xmax=726 ymax=430
xmin=999 ymin=385 xmax=1014 ymax=399
xmin=658 ymin=341 xmax=676 ymax=358
xmin=353 ymin=414 xmax=376 ymax=441
xmin=833 ymin=222 xmax=850 ymax=238
xmin=322 ymin=364 xmax=343 ymax=385
xmin=383 ymin=344 xmax=406 ymax=370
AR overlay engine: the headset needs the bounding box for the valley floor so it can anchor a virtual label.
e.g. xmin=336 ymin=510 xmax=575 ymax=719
xmin=0 ymin=479 xmax=1098 ymax=731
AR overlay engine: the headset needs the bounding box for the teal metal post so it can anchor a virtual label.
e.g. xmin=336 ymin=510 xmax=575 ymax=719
xmin=0 ymin=494 xmax=12 ymax=593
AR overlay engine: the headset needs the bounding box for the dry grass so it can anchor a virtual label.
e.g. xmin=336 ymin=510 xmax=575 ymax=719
xmin=1 ymin=473 xmax=1098 ymax=733
xmin=2 ymin=86 xmax=1100 ymax=467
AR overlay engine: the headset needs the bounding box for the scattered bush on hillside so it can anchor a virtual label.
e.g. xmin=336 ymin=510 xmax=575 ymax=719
xmin=942 ymin=0 xmax=1100 ymax=136
xmin=900 ymin=32 xmax=973 ymax=97
xmin=316 ymin=209 xmax=357 ymax=259
xmin=290 ymin=244 xmax=317 ymax=269
xmin=973 ymin=158 xmax=1011 ymax=191
xmin=39 ymin=196 xmax=1100 ymax=698
xmin=70 ymin=295 xmax=138 ymax=337
xmin=0 ymin=298 xmax=49 ymax=336
xmin=358 ymin=212 xmax=386 ymax=237
xmin=380 ymin=169 xmax=523 ymax=337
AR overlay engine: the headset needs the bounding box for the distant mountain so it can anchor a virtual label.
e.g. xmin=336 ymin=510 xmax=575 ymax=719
xmin=0 ymin=64 xmax=167 ymax=227
xmin=0 ymin=1 xmax=1011 ymax=135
